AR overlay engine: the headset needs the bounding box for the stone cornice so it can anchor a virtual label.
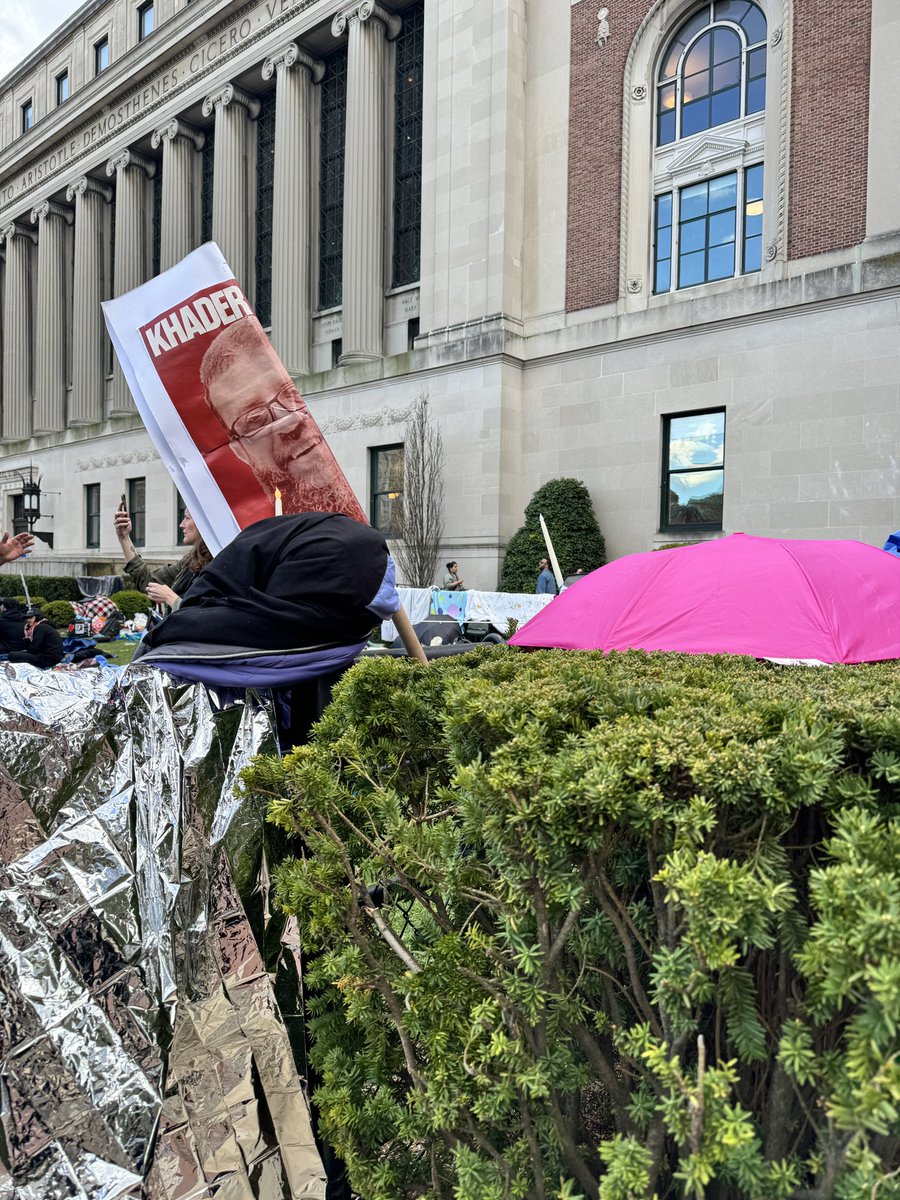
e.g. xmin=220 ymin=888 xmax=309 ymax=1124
xmin=202 ymin=82 xmax=261 ymax=119
xmin=150 ymin=117 xmax=205 ymax=151
xmin=65 ymin=176 xmax=113 ymax=203
xmin=105 ymin=148 xmax=157 ymax=178
xmin=332 ymin=1 xmax=402 ymax=40
xmin=30 ymin=199 xmax=73 ymax=225
xmin=261 ymin=41 xmax=325 ymax=84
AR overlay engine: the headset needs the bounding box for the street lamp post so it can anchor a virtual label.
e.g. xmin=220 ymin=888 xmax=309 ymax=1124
xmin=19 ymin=468 xmax=42 ymax=532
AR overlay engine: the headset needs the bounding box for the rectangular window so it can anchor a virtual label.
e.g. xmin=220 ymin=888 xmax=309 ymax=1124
xmin=200 ymin=129 xmax=214 ymax=246
xmin=319 ymin=49 xmax=348 ymax=310
xmin=392 ymin=1 xmax=424 ymax=287
xmin=654 ymin=166 xmax=763 ymax=294
xmin=85 ymin=484 xmax=101 ymax=548
xmin=12 ymin=495 xmax=28 ymax=537
xmin=94 ymin=37 xmax=110 ymax=75
xmin=55 ymin=71 xmax=69 ymax=106
xmin=128 ymin=478 xmax=146 ymax=548
xmin=370 ymin=445 xmax=404 ymax=535
xmin=152 ymin=163 xmax=162 ymax=277
xmin=138 ymin=2 xmax=154 ymax=40
xmin=661 ymin=410 xmax=725 ymax=531
xmin=255 ymin=91 xmax=277 ymax=326
xmin=21 ymin=101 xmax=33 ymax=134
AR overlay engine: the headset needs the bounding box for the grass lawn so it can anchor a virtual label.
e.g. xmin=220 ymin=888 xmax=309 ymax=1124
xmin=100 ymin=638 xmax=142 ymax=667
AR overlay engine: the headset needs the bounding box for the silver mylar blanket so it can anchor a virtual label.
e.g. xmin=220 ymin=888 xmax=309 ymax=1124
xmin=0 ymin=662 xmax=326 ymax=1200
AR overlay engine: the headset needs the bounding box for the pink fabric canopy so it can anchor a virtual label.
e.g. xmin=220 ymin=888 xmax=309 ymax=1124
xmin=509 ymin=533 xmax=900 ymax=663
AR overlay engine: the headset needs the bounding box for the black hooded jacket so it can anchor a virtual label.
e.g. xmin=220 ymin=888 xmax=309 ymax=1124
xmin=140 ymin=512 xmax=388 ymax=655
xmin=0 ymin=603 xmax=28 ymax=652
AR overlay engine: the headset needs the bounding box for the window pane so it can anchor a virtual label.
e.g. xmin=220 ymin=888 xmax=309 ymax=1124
xmin=745 ymin=162 xmax=764 ymax=200
xmin=709 ymin=210 xmax=735 ymax=246
xmin=657 ymin=193 xmax=673 ymax=226
xmin=713 ymin=58 xmax=740 ymax=90
xmin=708 ymin=242 xmax=735 ymax=279
xmin=714 ymin=0 xmax=767 ymax=43
xmin=679 ymin=250 xmax=706 ymax=287
xmin=681 ymin=217 xmax=707 ymax=254
xmin=712 ymin=27 xmax=740 ymax=63
xmin=748 ymin=46 xmax=767 ymax=78
xmin=669 ymin=412 xmax=725 ymax=468
xmin=684 ymin=32 xmax=711 ymax=77
xmin=657 ymin=108 xmax=676 ymax=145
xmin=681 ymin=97 xmax=710 ymax=137
xmin=254 ymin=91 xmax=276 ymax=326
xmin=743 ymin=235 xmax=762 ymax=273
xmin=666 ymin=470 xmax=724 ymax=526
xmin=371 ymin=445 xmax=404 ymax=534
xmin=746 ymin=74 xmax=766 ymax=113
xmin=655 ymin=261 xmax=672 ymax=293
xmin=319 ymin=50 xmax=348 ymax=309
xmin=656 ymin=224 xmax=672 ymax=259
xmin=681 ymin=181 xmax=709 ymax=221
xmin=682 ymin=68 xmax=710 ymax=102
xmin=392 ymin=2 xmax=424 ymax=287
xmin=659 ymin=6 xmax=711 ymax=79
xmin=708 ymin=172 xmax=737 ymax=211
xmin=711 ymin=86 xmax=740 ymax=126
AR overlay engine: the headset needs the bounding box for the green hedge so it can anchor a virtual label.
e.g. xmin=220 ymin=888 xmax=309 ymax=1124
xmin=499 ymin=478 xmax=606 ymax=594
xmin=43 ymin=600 xmax=75 ymax=628
xmin=246 ymin=649 xmax=900 ymax=1200
xmin=0 ymin=575 xmax=81 ymax=601
xmin=113 ymin=589 xmax=152 ymax=620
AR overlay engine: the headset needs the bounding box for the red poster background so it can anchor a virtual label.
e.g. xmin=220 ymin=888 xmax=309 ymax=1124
xmin=139 ymin=280 xmax=366 ymax=531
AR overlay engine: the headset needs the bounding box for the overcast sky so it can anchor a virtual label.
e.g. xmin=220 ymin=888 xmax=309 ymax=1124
xmin=0 ymin=1 xmax=85 ymax=81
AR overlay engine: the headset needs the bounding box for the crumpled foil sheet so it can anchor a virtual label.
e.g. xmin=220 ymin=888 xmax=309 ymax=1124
xmin=0 ymin=663 xmax=326 ymax=1200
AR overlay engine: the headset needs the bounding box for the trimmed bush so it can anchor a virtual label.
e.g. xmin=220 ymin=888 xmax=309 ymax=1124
xmin=247 ymin=649 xmax=900 ymax=1200
xmin=113 ymin=589 xmax=152 ymax=620
xmin=499 ymin=478 xmax=606 ymax=593
xmin=43 ymin=600 xmax=76 ymax=629
xmin=0 ymin=575 xmax=81 ymax=601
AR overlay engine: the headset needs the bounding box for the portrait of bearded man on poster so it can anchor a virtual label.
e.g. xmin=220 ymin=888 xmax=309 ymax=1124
xmin=200 ymin=317 xmax=366 ymax=523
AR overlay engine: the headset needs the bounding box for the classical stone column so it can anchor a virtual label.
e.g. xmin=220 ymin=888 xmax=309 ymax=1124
xmin=107 ymin=148 xmax=156 ymax=413
xmin=262 ymin=43 xmax=324 ymax=376
xmin=30 ymin=200 xmax=73 ymax=433
xmin=201 ymin=84 xmax=259 ymax=288
xmin=332 ymin=2 xmax=401 ymax=363
xmin=150 ymin=118 xmax=205 ymax=269
xmin=0 ymin=222 xmax=37 ymax=441
xmin=66 ymin=176 xmax=112 ymax=425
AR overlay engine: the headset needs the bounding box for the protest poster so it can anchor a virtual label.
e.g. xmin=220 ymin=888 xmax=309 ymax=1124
xmin=102 ymin=242 xmax=366 ymax=555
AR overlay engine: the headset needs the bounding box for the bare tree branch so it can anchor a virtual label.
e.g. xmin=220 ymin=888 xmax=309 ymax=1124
xmin=393 ymin=393 xmax=446 ymax=587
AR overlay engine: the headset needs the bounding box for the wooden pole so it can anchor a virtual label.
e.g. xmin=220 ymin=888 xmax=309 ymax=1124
xmin=392 ymin=602 xmax=429 ymax=665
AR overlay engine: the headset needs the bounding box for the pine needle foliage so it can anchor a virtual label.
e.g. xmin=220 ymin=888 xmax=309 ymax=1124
xmin=499 ymin=479 xmax=606 ymax=593
xmin=245 ymin=650 xmax=900 ymax=1200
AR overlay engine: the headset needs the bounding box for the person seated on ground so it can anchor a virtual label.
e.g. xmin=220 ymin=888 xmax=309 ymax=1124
xmin=8 ymin=608 xmax=65 ymax=670
xmin=0 ymin=598 xmax=29 ymax=653
xmin=115 ymin=505 xmax=212 ymax=610
xmin=442 ymin=561 xmax=465 ymax=591
xmin=137 ymin=512 xmax=392 ymax=660
xmin=0 ymin=531 xmax=34 ymax=563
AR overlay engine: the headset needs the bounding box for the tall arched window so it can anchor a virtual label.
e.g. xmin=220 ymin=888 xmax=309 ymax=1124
xmin=652 ymin=1 xmax=767 ymax=293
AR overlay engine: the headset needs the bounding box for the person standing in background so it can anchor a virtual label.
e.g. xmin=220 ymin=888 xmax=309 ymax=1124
xmin=442 ymin=561 xmax=465 ymax=591
xmin=536 ymin=557 xmax=557 ymax=595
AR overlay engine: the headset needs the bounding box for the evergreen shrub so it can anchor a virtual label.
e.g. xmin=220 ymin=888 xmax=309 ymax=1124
xmin=113 ymin=589 xmax=152 ymax=619
xmin=0 ymin=575 xmax=81 ymax=601
xmin=247 ymin=649 xmax=900 ymax=1200
xmin=499 ymin=479 xmax=606 ymax=593
xmin=43 ymin=600 xmax=75 ymax=628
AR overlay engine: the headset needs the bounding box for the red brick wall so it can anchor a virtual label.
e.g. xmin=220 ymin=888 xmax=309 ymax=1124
xmin=788 ymin=0 xmax=872 ymax=259
xmin=566 ymin=1 xmax=649 ymax=313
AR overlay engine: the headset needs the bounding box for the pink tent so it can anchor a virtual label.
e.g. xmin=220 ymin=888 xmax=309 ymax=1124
xmin=509 ymin=533 xmax=900 ymax=664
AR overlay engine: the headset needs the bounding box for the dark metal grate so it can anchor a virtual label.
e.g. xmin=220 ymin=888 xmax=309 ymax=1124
xmin=392 ymin=2 xmax=424 ymax=288
xmin=200 ymin=129 xmax=215 ymax=246
xmin=318 ymin=48 xmax=347 ymax=310
xmin=255 ymin=91 xmax=277 ymax=326
xmin=152 ymin=164 xmax=162 ymax=277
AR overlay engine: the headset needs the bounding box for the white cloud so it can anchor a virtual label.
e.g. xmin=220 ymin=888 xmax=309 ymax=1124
xmin=669 ymin=435 xmax=724 ymax=469
xmin=0 ymin=2 xmax=84 ymax=83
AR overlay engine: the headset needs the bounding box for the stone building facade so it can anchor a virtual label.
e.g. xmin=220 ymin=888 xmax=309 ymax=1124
xmin=0 ymin=0 xmax=897 ymax=585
